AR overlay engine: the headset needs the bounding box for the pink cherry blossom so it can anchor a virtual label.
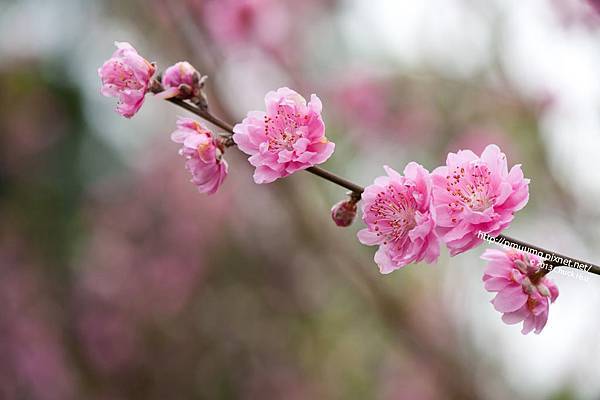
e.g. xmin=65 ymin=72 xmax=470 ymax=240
xmin=171 ymin=117 xmax=228 ymax=194
xmin=357 ymin=163 xmax=440 ymax=274
xmin=482 ymin=249 xmax=559 ymax=334
xmin=431 ymin=144 xmax=529 ymax=256
xmin=156 ymin=61 xmax=200 ymax=100
xmin=98 ymin=42 xmax=155 ymax=118
xmin=233 ymin=87 xmax=335 ymax=184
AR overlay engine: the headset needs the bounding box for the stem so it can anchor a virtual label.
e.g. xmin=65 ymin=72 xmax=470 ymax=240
xmin=165 ymin=98 xmax=600 ymax=277
xmin=167 ymin=98 xmax=234 ymax=133
xmin=305 ymin=166 xmax=364 ymax=194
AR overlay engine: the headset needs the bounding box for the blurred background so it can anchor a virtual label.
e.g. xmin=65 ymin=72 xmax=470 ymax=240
xmin=2 ymin=0 xmax=600 ymax=398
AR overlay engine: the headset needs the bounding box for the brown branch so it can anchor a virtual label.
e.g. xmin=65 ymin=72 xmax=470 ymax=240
xmin=165 ymin=97 xmax=600 ymax=277
xmin=305 ymin=166 xmax=364 ymax=194
xmin=167 ymin=98 xmax=234 ymax=133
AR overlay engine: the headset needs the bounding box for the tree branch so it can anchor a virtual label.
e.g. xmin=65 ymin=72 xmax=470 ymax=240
xmin=165 ymin=97 xmax=600 ymax=277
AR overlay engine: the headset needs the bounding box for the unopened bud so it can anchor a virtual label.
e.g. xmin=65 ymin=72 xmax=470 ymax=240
xmin=331 ymin=199 xmax=357 ymax=227
xmin=158 ymin=61 xmax=206 ymax=104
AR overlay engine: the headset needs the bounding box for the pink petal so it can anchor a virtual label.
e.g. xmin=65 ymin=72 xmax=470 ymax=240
xmin=501 ymin=306 xmax=530 ymax=325
xmin=484 ymin=277 xmax=511 ymax=291
xmin=492 ymin=285 xmax=528 ymax=313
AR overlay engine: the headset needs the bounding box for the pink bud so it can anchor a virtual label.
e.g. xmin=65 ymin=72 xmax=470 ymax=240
xmin=157 ymin=61 xmax=203 ymax=102
xmin=331 ymin=199 xmax=357 ymax=227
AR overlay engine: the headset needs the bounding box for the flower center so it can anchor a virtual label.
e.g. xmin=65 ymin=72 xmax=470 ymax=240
xmin=264 ymin=104 xmax=306 ymax=152
xmin=371 ymin=185 xmax=417 ymax=245
xmin=110 ymin=61 xmax=143 ymax=90
xmin=446 ymin=162 xmax=494 ymax=212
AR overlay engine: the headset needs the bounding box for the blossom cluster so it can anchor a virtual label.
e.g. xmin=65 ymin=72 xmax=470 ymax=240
xmin=353 ymin=145 xmax=551 ymax=334
xmin=99 ymin=42 xmax=560 ymax=335
xmin=99 ymin=43 xmax=334 ymax=193
xmin=357 ymin=145 xmax=530 ymax=272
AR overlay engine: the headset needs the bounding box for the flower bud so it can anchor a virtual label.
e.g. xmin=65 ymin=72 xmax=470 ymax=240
xmin=157 ymin=62 xmax=206 ymax=106
xmin=331 ymin=199 xmax=357 ymax=227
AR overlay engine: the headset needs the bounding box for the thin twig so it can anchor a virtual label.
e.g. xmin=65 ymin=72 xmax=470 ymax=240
xmin=167 ymin=98 xmax=234 ymax=133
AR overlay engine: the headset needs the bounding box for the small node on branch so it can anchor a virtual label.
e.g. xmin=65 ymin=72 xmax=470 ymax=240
xmin=331 ymin=192 xmax=359 ymax=227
